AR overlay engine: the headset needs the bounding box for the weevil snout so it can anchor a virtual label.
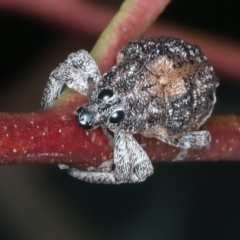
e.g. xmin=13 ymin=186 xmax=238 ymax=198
xmin=76 ymin=106 xmax=95 ymax=129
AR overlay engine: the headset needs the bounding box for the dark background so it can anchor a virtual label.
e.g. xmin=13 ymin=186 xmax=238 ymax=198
xmin=0 ymin=0 xmax=240 ymax=239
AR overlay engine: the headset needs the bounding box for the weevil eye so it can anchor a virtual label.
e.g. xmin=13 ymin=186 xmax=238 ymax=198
xmin=98 ymin=89 xmax=114 ymax=101
xmin=109 ymin=110 xmax=124 ymax=124
xmin=76 ymin=107 xmax=94 ymax=129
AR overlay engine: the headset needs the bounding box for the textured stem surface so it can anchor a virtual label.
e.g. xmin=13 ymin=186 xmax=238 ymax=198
xmin=1 ymin=90 xmax=240 ymax=167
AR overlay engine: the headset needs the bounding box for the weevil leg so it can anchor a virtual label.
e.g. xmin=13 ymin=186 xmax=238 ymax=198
xmin=171 ymin=130 xmax=210 ymax=161
xmin=67 ymin=132 xmax=132 ymax=184
xmin=113 ymin=132 xmax=133 ymax=182
xmin=41 ymin=74 xmax=65 ymax=110
xmin=172 ymin=148 xmax=189 ymax=162
xmin=125 ymin=134 xmax=154 ymax=182
xmin=41 ymin=50 xmax=100 ymax=109
xmin=68 ymin=159 xmax=118 ymax=184
xmin=114 ymin=132 xmax=154 ymax=183
xmin=170 ymin=130 xmax=211 ymax=149
xmin=170 ymin=130 xmax=210 ymax=161
xmin=68 ymin=168 xmax=119 ymax=184
xmin=155 ymin=131 xmax=211 ymax=149
xmin=180 ymin=130 xmax=211 ymax=148
xmin=67 ymin=132 xmax=153 ymax=184
xmin=102 ymin=126 xmax=115 ymax=148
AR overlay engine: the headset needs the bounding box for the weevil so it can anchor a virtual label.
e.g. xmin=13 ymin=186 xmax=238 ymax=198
xmin=41 ymin=37 xmax=219 ymax=184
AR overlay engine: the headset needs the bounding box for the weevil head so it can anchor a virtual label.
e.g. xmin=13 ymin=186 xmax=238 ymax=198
xmin=96 ymin=88 xmax=125 ymax=128
xmin=76 ymin=86 xmax=125 ymax=131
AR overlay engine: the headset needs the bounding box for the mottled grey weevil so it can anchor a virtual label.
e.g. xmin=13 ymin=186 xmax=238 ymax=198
xmin=41 ymin=37 xmax=219 ymax=184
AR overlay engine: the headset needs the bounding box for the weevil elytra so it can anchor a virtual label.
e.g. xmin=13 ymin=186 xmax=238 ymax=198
xmin=41 ymin=37 xmax=219 ymax=184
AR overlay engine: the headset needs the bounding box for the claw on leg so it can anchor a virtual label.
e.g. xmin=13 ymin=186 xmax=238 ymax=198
xmin=172 ymin=148 xmax=189 ymax=162
xmin=68 ymin=168 xmax=118 ymax=184
xmin=40 ymin=74 xmax=65 ymax=109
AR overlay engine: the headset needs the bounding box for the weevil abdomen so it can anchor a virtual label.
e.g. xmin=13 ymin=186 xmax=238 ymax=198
xmin=94 ymin=37 xmax=218 ymax=139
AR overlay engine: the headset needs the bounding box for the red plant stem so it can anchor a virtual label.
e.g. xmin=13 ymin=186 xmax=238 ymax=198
xmin=0 ymin=90 xmax=112 ymax=167
xmin=0 ymin=89 xmax=240 ymax=167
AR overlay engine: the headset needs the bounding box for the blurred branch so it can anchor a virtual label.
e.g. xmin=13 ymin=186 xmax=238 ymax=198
xmin=1 ymin=0 xmax=240 ymax=79
xmin=146 ymin=22 xmax=240 ymax=81
xmin=0 ymin=0 xmax=112 ymax=35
